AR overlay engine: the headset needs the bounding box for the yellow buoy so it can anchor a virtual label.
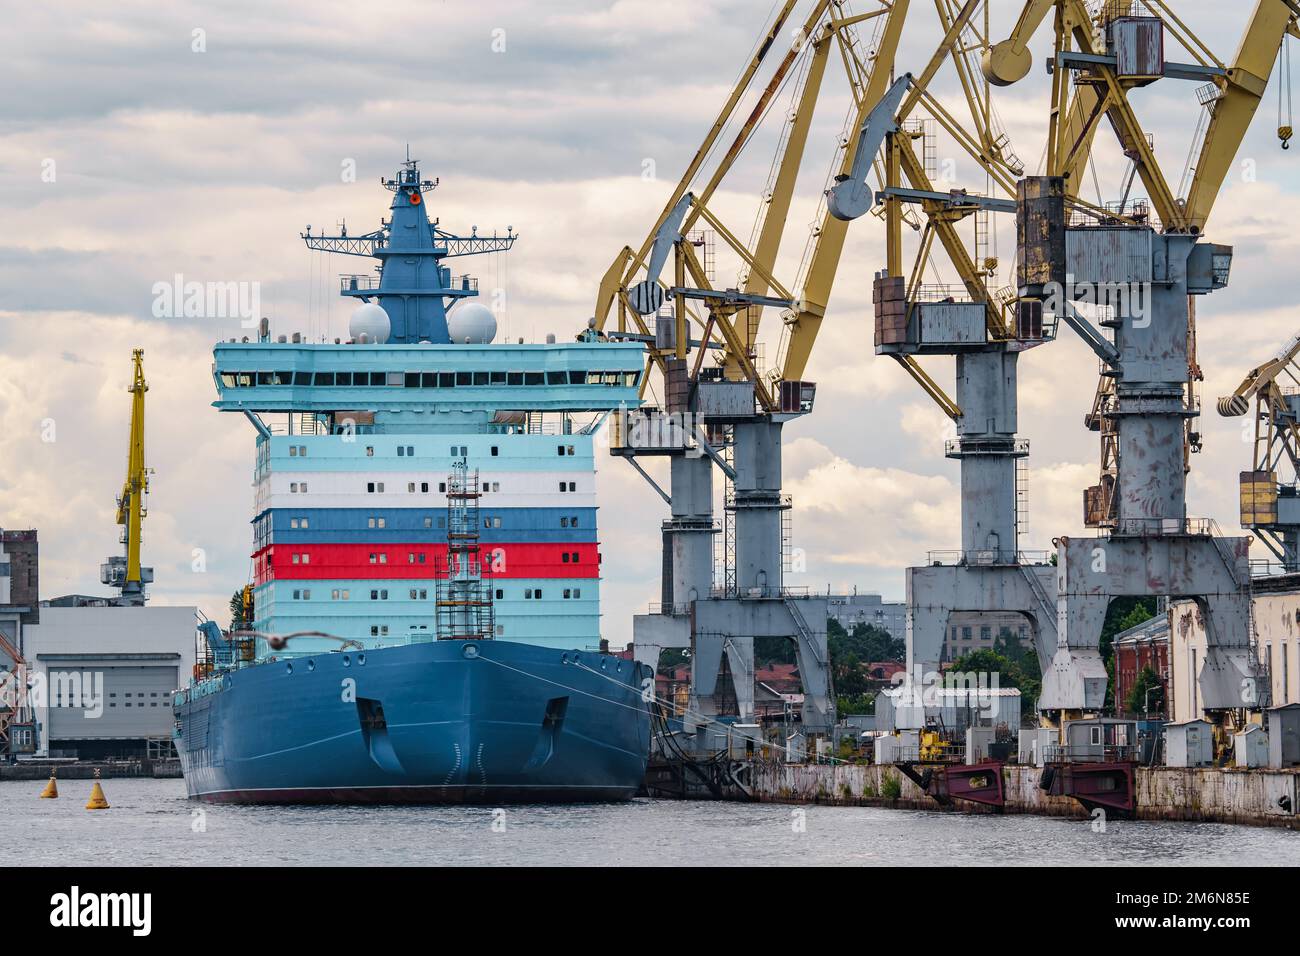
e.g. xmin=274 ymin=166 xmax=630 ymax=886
xmin=85 ymin=770 xmax=110 ymax=810
xmin=39 ymin=773 xmax=58 ymax=799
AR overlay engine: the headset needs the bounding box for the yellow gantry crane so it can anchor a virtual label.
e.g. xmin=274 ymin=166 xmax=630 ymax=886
xmin=1218 ymin=333 xmax=1300 ymax=571
xmin=589 ymin=0 xmax=911 ymax=406
xmin=981 ymin=0 xmax=1298 ymax=528
xmin=100 ymin=348 xmax=154 ymax=605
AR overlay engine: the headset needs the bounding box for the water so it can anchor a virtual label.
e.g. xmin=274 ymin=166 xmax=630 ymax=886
xmin=5 ymin=778 xmax=1300 ymax=866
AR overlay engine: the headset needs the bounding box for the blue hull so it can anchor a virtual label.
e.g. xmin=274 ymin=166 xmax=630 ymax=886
xmin=174 ymin=640 xmax=652 ymax=804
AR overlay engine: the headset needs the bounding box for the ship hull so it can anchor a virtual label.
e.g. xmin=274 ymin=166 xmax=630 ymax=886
xmin=174 ymin=640 xmax=651 ymax=805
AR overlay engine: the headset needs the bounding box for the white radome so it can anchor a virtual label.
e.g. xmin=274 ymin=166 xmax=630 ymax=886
xmin=349 ymin=302 xmax=391 ymax=344
xmin=447 ymin=301 xmax=498 ymax=344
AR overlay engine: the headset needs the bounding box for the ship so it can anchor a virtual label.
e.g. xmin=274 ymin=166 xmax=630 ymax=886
xmin=173 ymin=157 xmax=653 ymax=803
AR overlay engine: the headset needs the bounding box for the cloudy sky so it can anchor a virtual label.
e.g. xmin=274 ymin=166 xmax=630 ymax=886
xmin=1 ymin=0 xmax=1297 ymax=646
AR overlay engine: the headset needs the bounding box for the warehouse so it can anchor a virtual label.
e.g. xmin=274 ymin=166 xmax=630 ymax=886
xmin=25 ymin=601 xmax=195 ymax=759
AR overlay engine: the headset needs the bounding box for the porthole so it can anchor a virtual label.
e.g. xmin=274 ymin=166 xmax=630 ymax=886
xmin=343 ymin=655 xmax=351 ymax=667
xmin=286 ymin=662 xmax=294 ymax=675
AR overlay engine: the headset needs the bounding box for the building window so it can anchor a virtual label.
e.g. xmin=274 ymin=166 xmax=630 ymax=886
xmin=491 ymin=446 xmax=499 ymax=456
xmin=366 ymin=446 xmax=374 ymax=457
xmin=495 ymin=589 xmax=504 ymax=600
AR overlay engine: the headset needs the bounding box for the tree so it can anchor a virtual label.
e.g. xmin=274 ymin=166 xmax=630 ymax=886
xmin=1098 ymin=597 xmax=1158 ymax=710
xmin=1126 ymin=665 xmax=1164 ymax=716
xmin=229 ymin=589 xmax=251 ymax=632
xmin=949 ymin=646 xmax=1040 ymax=716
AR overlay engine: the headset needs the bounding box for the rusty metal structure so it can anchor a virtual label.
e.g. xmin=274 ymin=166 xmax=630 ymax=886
xmin=1217 ymin=333 xmax=1300 ymax=572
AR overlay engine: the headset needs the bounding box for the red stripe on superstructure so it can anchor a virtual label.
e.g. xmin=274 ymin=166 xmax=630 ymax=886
xmin=252 ymin=542 xmax=601 ymax=585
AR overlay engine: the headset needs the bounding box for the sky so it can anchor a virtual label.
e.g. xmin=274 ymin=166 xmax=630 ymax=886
xmin=1 ymin=0 xmax=1298 ymax=647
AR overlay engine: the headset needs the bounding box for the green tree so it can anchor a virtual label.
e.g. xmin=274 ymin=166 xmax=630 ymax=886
xmin=657 ymin=647 xmax=690 ymax=670
xmin=836 ymin=692 xmax=875 ymax=715
xmin=1098 ymin=597 xmax=1158 ymax=710
xmin=229 ymin=589 xmax=251 ymax=632
xmin=949 ymin=646 xmax=1040 ymax=716
xmin=1125 ymin=665 xmax=1164 ymax=716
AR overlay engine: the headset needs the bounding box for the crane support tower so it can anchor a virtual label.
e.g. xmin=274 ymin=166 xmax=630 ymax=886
xmin=985 ymin=0 xmax=1298 ymax=730
xmin=100 ymin=349 xmax=154 ymax=606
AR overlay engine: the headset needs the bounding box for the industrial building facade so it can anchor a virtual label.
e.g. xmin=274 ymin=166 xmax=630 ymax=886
xmin=1169 ymin=575 xmax=1300 ymax=723
xmin=827 ymin=592 xmax=1031 ymax=665
xmin=0 ymin=530 xmax=39 ymax=754
xmin=26 ymin=602 xmax=196 ymax=759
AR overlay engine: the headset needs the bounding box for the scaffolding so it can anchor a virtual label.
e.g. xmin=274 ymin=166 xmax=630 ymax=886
xmin=436 ymin=459 xmax=496 ymax=641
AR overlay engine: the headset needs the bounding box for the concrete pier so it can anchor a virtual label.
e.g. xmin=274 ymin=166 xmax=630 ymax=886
xmin=747 ymin=762 xmax=1300 ymax=829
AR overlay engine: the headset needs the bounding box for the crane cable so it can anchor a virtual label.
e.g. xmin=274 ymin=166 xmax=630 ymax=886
xmin=1280 ymin=35 xmax=1293 ymax=149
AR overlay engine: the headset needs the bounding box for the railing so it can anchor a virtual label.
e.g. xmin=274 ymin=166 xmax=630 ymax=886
xmin=1043 ymin=744 xmax=1140 ymax=764
xmin=943 ymin=438 xmax=1030 ymax=457
xmin=1111 ymin=516 xmax=1223 ymax=537
xmin=911 ymin=283 xmax=974 ymax=303
xmin=647 ymin=602 xmax=693 ymax=616
xmin=707 ymin=585 xmax=812 ymax=601
xmin=340 ymin=274 xmax=479 ymax=294
xmin=1250 ymin=558 xmax=1297 ymax=578
xmin=923 ymin=550 xmax=1052 ymax=567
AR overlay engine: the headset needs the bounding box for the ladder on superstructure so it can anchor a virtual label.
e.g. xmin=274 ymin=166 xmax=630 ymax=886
xmin=436 ymin=459 xmax=496 ymax=641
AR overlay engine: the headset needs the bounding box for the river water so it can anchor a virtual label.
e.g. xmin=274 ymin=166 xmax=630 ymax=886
xmin=5 ymin=778 xmax=1300 ymax=866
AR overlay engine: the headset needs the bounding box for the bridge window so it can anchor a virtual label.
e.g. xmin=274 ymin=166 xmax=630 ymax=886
xmin=456 ymin=372 xmax=472 ymax=387
xmin=525 ymin=372 xmax=544 ymax=386
xmin=507 ymin=372 xmax=523 ymax=386
xmin=315 ymin=372 xmax=335 ymax=386
xmin=547 ymin=372 xmax=566 ymax=385
xmin=474 ymin=372 xmax=490 ymax=386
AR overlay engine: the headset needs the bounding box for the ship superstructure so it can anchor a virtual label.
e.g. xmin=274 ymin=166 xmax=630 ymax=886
xmin=175 ymin=159 xmax=652 ymax=803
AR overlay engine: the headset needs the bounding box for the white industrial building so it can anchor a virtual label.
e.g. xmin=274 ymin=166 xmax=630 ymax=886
xmin=25 ymin=603 xmax=195 ymax=758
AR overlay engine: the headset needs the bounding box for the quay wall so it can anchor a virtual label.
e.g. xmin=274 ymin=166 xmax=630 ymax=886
xmin=749 ymin=762 xmax=1300 ymax=829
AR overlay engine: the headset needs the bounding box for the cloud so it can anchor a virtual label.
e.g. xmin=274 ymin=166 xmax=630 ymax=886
xmin=1 ymin=0 xmax=1295 ymax=649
